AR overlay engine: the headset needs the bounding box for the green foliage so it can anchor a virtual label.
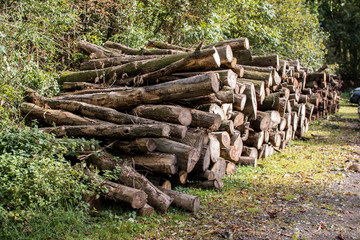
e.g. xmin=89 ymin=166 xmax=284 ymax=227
xmin=0 ymin=123 xmax=92 ymax=221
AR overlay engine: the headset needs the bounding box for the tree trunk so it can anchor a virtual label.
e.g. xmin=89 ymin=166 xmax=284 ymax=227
xmin=118 ymin=152 xmax=178 ymax=175
xmin=41 ymin=124 xmax=170 ymax=139
xmin=159 ymin=187 xmax=200 ymax=214
xmin=105 ymin=41 xmax=185 ymax=55
xmin=203 ymin=38 xmax=250 ymax=50
xmin=80 ymin=55 xmax=163 ymax=70
xmin=86 ymin=171 xmax=148 ymax=209
xmin=21 ymin=103 xmax=101 ymax=126
xmin=131 ymin=105 xmax=192 ymax=126
xmin=78 ymin=40 xmax=122 ymax=58
xmin=190 ymin=109 xmax=222 ymax=131
xmin=57 ymin=73 xmax=220 ymax=110
xmin=152 ymin=138 xmax=200 ymax=173
xmin=110 ymin=138 xmax=156 ymax=153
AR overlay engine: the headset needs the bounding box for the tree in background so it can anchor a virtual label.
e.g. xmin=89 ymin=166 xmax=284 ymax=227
xmin=307 ymin=0 xmax=360 ymax=86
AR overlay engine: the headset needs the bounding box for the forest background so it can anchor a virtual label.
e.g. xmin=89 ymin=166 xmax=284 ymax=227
xmin=0 ymin=0 xmax=359 ymax=237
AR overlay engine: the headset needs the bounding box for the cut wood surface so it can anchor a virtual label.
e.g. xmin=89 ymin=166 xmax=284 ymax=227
xmin=159 ymin=187 xmax=200 ymax=214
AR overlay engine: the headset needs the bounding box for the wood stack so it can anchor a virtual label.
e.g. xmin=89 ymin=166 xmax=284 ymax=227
xmin=21 ymin=38 xmax=340 ymax=215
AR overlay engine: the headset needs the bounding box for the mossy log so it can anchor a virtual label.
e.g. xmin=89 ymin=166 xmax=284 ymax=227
xmin=242 ymin=69 xmax=273 ymax=87
xmin=159 ymin=187 xmax=200 ymax=214
xmin=146 ymin=40 xmax=192 ymax=52
xmin=78 ymin=40 xmax=123 ymax=59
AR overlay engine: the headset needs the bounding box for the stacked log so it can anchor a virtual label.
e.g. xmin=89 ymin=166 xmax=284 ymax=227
xmin=21 ymin=39 xmax=340 ymax=215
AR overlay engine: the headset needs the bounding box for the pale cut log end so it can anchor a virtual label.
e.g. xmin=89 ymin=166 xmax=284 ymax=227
xmin=192 ymin=197 xmax=201 ymax=214
xmin=131 ymin=191 xmax=148 ymax=209
xmin=212 ymin=47 xmax=221 ymax=68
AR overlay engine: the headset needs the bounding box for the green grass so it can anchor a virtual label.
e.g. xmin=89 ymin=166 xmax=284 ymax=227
xmin=1 ymin=98 xmax=359 ymax=239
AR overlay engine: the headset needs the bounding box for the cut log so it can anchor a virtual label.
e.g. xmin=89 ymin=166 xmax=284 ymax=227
xmin=197 ymin=103 xmax=226 ymax=120
xmin=250 ymin=111 xmax=271 ymax=131
xmin=232 ymin=50 xmax=252 ymax=62
xmin=110 ymin=138 xmax=156 ymax=153
xmin=104 ymin=41 xmax=185 ymax=55
xmin=190 ymin=109 xmax=222 ymax=131
xmin=216 ymin=45 xmax=234 ymax=66
xmin=220 ymin=146 xmax=238 ymax=162
xmin=245 ymin=131 xmax=264 ymax=150
xmin=242 ymin=69 xmax=273 ymax=87
xmin=80 ymin=55 xmax=163 ymax=70
xmin=57 ymin=73 xmax=220 ymax=110
xmin=187 ymin=178 xmax=224 ymax=190
xmin=21 ymin=103 xmax=101 ymax=126
xmin=159 ymin=188 xmax=200 ymax=214
xmin=226 ymin=161 xmax=237 ymax=175
xmin=152 ymin=138 xmax=200 ymax=173
xmin=210 ymin=131 xmax=231 ymax=148
xmin=192 ymin=146 xmax=211 ymax=173
xmin=267 ymin=110 xmax=282 ymax=129
xmin=203 ymin=38 xmax=250 ymax=50
xmin=219 ymin=120 xmax=235 ymax=135
xmin=119 ymin=152 xmax=178 ymax=175
xmin=239 ymin=79 xmax=265 ymax=104
xmin=210 ymin=157 xmax=226 ymax=179
xmin=78 ymin=40 xmax=122 ymax=58
xmin=240 ymin=55 xmax=279 ymax=68
xmin=81 ymin=151 xmax=172 ymax=213
xmin=63 ymin=82 xmax=105 ymax=91
xmin=242 ymin=146 xmax=258 ymax=159
xmin=240 ymin=82 xmax=257 ymax=120
xmin=146 ymin=40 xmax=192 ymax=52
xmin=131 ymin=105 xmax=192 ymax=126
xmin=238 ymin=156 xmax=257 ymax=167
xmin=230 ymin=111 xmax=245 ymax=127
xmin=208 ymin=134 xmax=221 ymax=162
xmin=85 ymin=171 xmax=147 ymax=209
xmin=269 ymin=132 xmax=281 ymax=148
xmin=41 ymin=123 xmax=170 ymax=139
xmin=137 ymin=204 xmax=155 ymax=216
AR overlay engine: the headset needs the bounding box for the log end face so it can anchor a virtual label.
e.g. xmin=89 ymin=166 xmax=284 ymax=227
xmin=131 ymin=191 xmax=148 ymax=209
xmin=192 ymin=197 xmax=201 ymax=214
xmin=207 ymin=72 xmax=220 ymax=93
xmin=179 ymin=109 xmax=192 ymax=126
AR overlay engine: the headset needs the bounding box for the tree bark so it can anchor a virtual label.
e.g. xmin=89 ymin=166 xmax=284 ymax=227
xmin=104 ymin=41 xmax=185 ymax=55
xmin=110 ymin=138 xmax=156 ymax=153
xmin=78 ymin=40 xmax=123 ymax=58
xmin=159 ymin=187 xmax=200 ymax=214
xmin=57 ymin=73 xmax=220 ymax=110
xmin=250 ymin=111 xmax=271 ymax=131
xmin=137 ymin=204 xmax=155 ymax=216
xmin=190 ymin=109 xmax=222 ymax=131
xmin=131 ymin=105 xmax=192 ymax=126
xmin=203 ymin=38 xmax=250 ymax=50
xmin=146 ymin=40 xmax=192 ymax=52
xmin=41 ymin=124 xmax=170 ymax=139
xmin=242 ymin=69 xmax=273 ymax=87
xmin=238 ymin=156 xmax=257 ymax=167
xmin=152 ymin=138 xmax=200 ymax=173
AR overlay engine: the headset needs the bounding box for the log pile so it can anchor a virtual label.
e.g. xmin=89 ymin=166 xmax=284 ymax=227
xmin=21 ymin=38 xmax=341 ymax=215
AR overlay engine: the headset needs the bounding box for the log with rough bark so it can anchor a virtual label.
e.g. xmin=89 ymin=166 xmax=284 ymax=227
xmin=85 ymin=170 xmax=147 ymax=209
xmin=137 ymin=204 xmax=155 ymax=216
xmin=119 ymin=152 xmax=178 ymax=175
xmin=81 ymin=151 xmax=172 ymax=213
xmin=57 ymin=73 xmax=220 ymax=110
xmin=197 ymin=103 xmax=226 ymax=120
xmin=210 ymin=131 xmax=231 ymax=148
xmin=105 ymin=41 xmax=185 ymax=55
xmin=63 ymin=82 xmax=105 ymax=91
xmin=131 ymin=105 xmax=192 ymax=126
xmin=240 ymin=55 xmax=279 ymax=69
xmin=238 ymin=156 xmax=257 ymax=167
xmin=110 ymin=138 xmax=156 ymax=153
xmin=245 ymin=131 xmax=264 ymax=150
xmin=242 ymin=69 xmax=273 ymax=87
xmin=190 ymin=109 xmax=222 ymax=131
xmin=152 ymin=138 xmax=200 ymax=173
xmin=203 ymin=38 xmax=250 ymax=50
xmin=146 ymin=40 xmax=192 ymax=52
xmin=187 ymin=178 xmax=224 ymax=190
xmin=250 ymin=111 xmax=271 ymax=131
xmin=242 ymin=146 xmax=258 ymax=159
xmin=159 ymin=187 xmax=200 ymax=214
xmin=80 ymin=55 xmax=163 ymax=70
xmin=232 ymin=50 xmax=252 ymax=62
xmin=216 ymin=45 xmax=234 ymax=67
xmin=41 ymin=124 xmax=170 ymax=139
xmin=219 ymin=120 xmax=235 ymax=135
xmin=21 ymin=103 xmax=101 ymax=126
xmin=78 ymin=40 xmax=123 ymax=59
